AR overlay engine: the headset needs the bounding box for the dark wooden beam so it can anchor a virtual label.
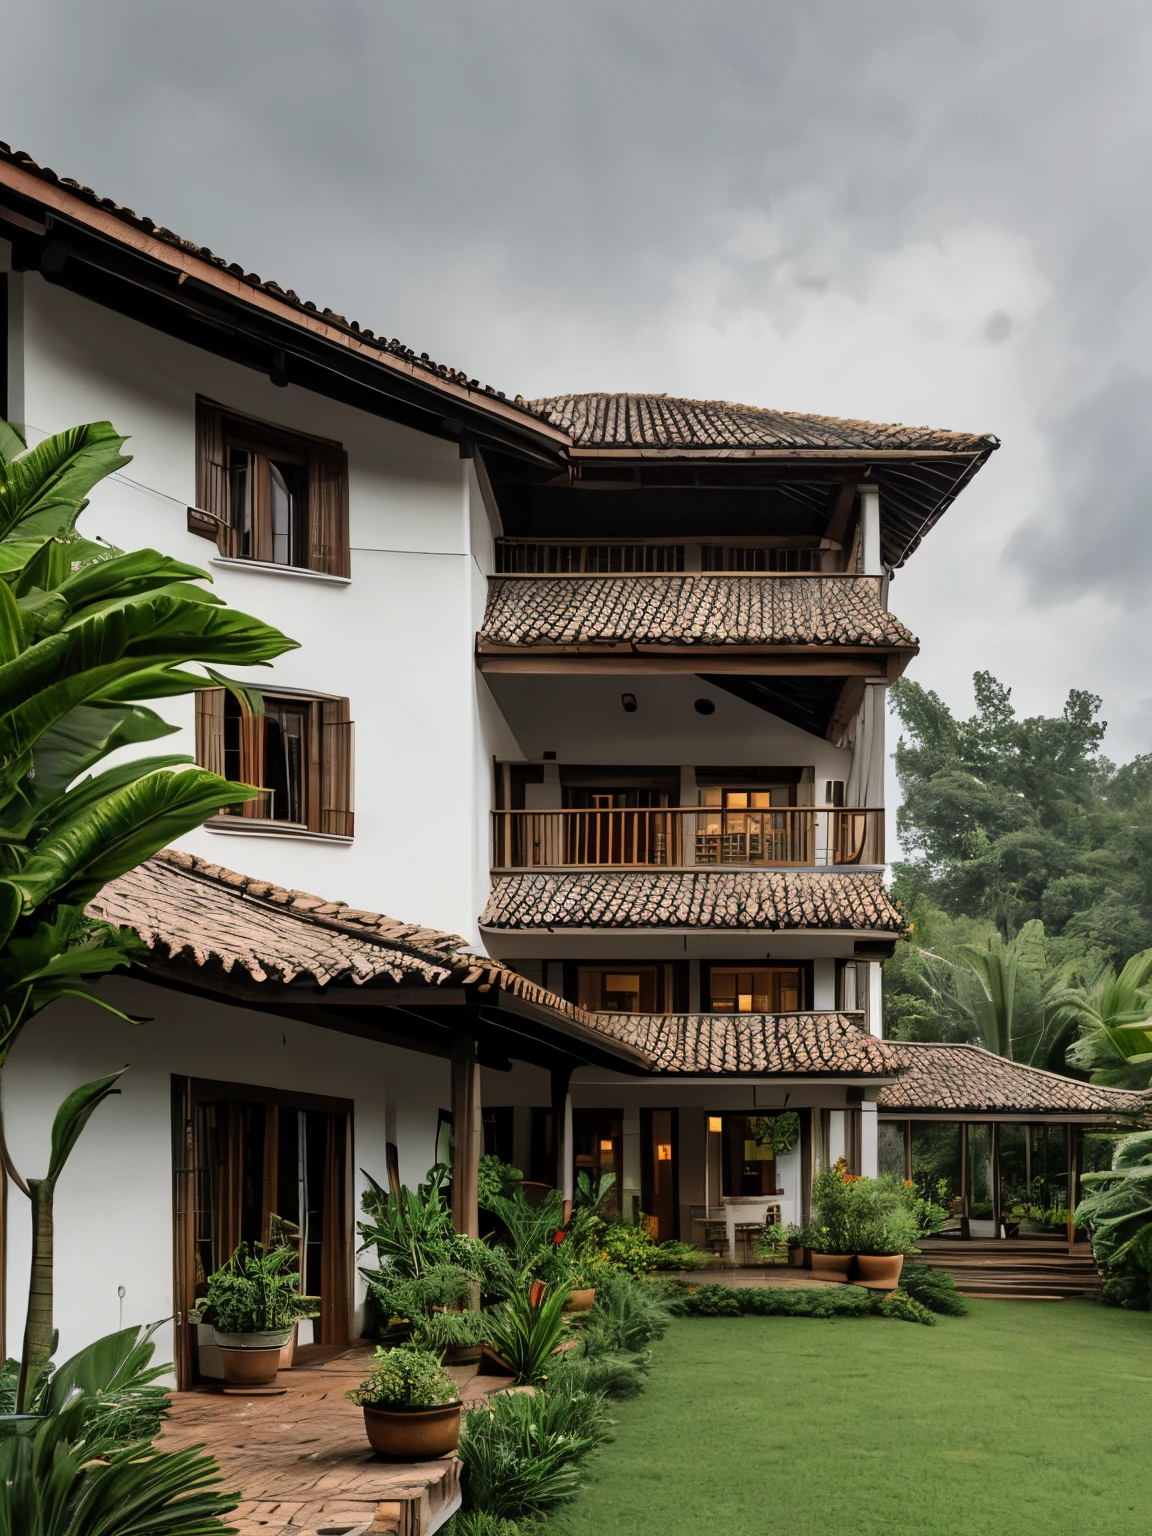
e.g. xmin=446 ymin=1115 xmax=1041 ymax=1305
xmin=825 ymin=481 xmax=857 ymax=548
xmin=451 ymin=1026 xmax=481 ymax=1239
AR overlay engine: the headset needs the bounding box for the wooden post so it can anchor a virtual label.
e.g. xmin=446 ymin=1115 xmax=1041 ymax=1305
xmin=959 ymin=1122 xmax=970 ymax=1239
xmin=990 ymin=1123 xmax=1001 ymax=1235
xmin=560 ymin=1090 xmax=574 ymax=1222
xmin=903 ymin=1118 xmax=913 ymax=1184
xmin=451 ymin=1031 xmax=481 ymax=1239
xmin=550 ymin=1065 xmax=572 ymax=1196
xmin=799 ymin=1108 xmax=814 ymax=1229
xmin=1024 ymin=1124 xmax=1032 ymax=1201
xmin=1066 ymin=1125 xmax=1077 ymax=1250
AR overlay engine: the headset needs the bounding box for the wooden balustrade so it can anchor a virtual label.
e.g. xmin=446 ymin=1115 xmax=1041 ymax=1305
xmin=491 ymin=807 xmax=885 ymax=870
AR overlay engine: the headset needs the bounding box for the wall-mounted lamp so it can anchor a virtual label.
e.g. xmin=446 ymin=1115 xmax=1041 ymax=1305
xmin=656 ymin=1142 xmax=673 ymax=1162
xmin=621 ymin=693 xmax=637 ymax=713
xmin=693 ymin=698 xmax=715 ymax=715
xmin=707 ymin=1116 xmax=723 ymax=1134
xmin=600 ymin=1139 xmax=615 ymax=1154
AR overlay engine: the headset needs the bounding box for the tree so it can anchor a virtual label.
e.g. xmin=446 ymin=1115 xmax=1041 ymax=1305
xmin=0 ymin=418 xmax=296 ymax=1409
xmin=1054 ymin=949 xmax=1152 ymax=1090
xmin=891 ymin=671 xmax=1152 ymax=962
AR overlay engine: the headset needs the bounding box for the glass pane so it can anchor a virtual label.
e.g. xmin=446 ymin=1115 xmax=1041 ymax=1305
xmin=265 ymin=700 xmax=307 ymax=822
xmin=269 ymin=460 xmax=305 ymax=566
xmin=229 ymin=448 xmax=253 ymax=554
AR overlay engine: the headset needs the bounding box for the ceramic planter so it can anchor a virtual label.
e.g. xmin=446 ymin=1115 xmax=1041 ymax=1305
xmin=565 ymin=1287 xmax=596 ymax=1313
xmin=213 ymin=1328 xmax=293 ymax=1389
xmin=855 ymin=1253 xmax=904 ymax=1289
xmin=809 ymin=1252 xmax=853 ymax=1279
xmin=362 ymin=1402 xmax=462 ymax=1460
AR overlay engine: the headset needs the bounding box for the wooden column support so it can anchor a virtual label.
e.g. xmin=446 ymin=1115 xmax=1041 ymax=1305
xmin=550 ymin=1065 xmax=572 ymax=1205
xmin=450 ymin=1030 xmax=481 ymax=1240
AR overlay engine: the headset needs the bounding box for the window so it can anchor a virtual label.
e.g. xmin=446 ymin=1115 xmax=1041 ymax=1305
xmin=707 ymin=966 xmax=803 ymax=1013
xmin=578 ymin=965 xmax=666 ymax=1013
xmin=196 ymin=687 xmax=354 ymax=837
xmin=190 ymin=399 xmax=350 ymax=577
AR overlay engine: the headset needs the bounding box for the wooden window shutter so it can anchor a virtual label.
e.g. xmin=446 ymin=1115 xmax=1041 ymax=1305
xmin=320 ymin=697 xmax=354 ymax=836
xmin=194 ymin=688 xmax=226 ymax=776
xmin=238 ymin=701 xmax=266 ymax=819
xmin=308 ymin=447 xmax=350 ymax=578
xmin=193 ymin=400 xmax=240 ymax=556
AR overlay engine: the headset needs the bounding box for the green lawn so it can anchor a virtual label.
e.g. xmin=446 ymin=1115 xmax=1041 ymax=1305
xmin=563 ymin=1300 xmax=1152 ymax=1536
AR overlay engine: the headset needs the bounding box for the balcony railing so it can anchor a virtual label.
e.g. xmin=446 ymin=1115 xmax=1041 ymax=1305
xmin=492 ymin=807 xmax=885 ymax=870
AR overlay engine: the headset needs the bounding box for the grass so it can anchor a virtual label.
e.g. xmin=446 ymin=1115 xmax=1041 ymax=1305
xmin=561 ymin=1299 xmax=1152 ymax=1536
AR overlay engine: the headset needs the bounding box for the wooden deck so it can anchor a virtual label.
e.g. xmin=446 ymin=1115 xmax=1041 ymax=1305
xmin=915 ymin=1237 xmax=1102 ymax=1300
xmin=161 ymin=1345 xmax=509 ymax=1536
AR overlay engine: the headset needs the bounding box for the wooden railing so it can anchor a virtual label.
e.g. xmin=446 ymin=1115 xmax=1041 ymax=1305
xmin=492 ymin=807 xmax=885 ymax=870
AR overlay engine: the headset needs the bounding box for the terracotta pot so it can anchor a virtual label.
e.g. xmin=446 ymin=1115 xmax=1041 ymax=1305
xmin=565 ymin=1288 xmax=596 ymax=1313
xmin=279 ymin=1322 xmax=298 ymax=1370
xmin=809 ymin=1252 xmax=853 ymax=1279
xmin=362 ymin=1403 xmax=462 ymax=1460
xmin=855 ymin=1253 xmax=904 ymax=1289
xmin=212 ymin=1328 xmax=292 ymax=1389
xmin=218 ymin=1346 xmax=282 ymax=1388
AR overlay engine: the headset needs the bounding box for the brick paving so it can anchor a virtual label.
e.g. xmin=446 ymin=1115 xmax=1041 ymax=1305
xmin=161 ymin=1345 xmax=506 ymax=1536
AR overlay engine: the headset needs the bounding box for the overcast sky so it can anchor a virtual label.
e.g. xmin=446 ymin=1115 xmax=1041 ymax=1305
xmin=7 ymin=1 xmax=1152 ymax=766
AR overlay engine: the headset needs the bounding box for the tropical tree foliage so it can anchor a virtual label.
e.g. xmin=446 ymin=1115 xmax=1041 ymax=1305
xmin=1076 ymin=1131 xmax=1152 ymax=1308
xmin=0 ymin=417 xmax=294 ymax=1411
xmin=1055 ymin=950 xmax=1152 ymax=1089
xmin=891 ymin=671 xmax=1152 ymax=960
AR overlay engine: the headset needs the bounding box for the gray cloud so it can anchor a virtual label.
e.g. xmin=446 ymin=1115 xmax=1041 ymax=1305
xmin=6 ymin=0 xmax=1152 ymax=752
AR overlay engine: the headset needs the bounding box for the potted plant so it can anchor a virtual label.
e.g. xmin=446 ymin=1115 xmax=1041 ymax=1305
xmin=847 ymin=1179 xmax=920 ymax=1290
xmin=802 ymin=1167 xmax=857 ymax=1277
xmin=193 ymin=1242 xmax=319 ymax=1390
xmin=347 ymin=1346 xmax=462 ymax=1459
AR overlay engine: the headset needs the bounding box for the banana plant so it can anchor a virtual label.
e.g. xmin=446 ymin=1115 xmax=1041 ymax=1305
xmin=1076 ymin=1130 xmax=1152 ymax=1275
xmin=0 ymin=418 xmax=296 ymax=1421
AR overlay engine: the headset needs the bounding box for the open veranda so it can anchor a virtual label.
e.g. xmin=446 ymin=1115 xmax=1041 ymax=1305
xmin=563 ymin=1299 xmax=1152 ymax=1536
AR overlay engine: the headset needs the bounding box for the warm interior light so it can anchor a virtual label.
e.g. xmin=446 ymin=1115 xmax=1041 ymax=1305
xmin=600 ymin=1139 xmax=614 ymax=1154
xmin=708 ymin=1116 xmax=723 ymax=1134
xmin=656 ymin=1143 xmax=673 ymax=1162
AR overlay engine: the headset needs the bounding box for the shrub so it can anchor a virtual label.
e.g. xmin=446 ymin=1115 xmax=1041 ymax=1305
xmin=669 ymin=1282 xmax=938 ymax=1324
xmin=364 ymin=1262 xmax=478 ymax=1336
xmin=360 ymin=1166 xmax=481 ymax=1279
xmin=548 ymin=1349 xmax=649 ymax=1400
xmin=346 ymin=1346 xmax=460 ymax=1408
xmin=483 ymin=1282 xmax=571 ymax=1384
xmin=899 ymin=1263 xmax=968 ymax=1316
xmin=600 ymin=1220 xmax=658 ymax=1275
xmin=446 ymin=1513 xmax=542 ymax=1536
xmin=458 ymin=1387 xmax=610 ymax=1519
xmin=580 ymin=1268 xmax=671 ymax=1356
xmin=876 ymin=1290 xmax=936 ymax=1326
xmin=650 ymin=1239 xmax=712 ymax=1271
xmin=409 ymin=1308 xmax=489 ymax=1353
xmin=478 ymin=1155 xmax=524 ymax=1206
xmin=194 ymin=1242 xmax=318 ymax=1334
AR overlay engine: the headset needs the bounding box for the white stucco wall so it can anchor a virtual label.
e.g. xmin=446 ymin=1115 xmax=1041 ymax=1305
xmin=16 ymin=276 xmax=502 ymax=941
xmin=3 ymin=979 xmax=449 ymax=1374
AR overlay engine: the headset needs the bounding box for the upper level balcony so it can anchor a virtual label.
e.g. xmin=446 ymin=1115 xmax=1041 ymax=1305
xmin=492 ymin=804 xmax=884 ymax=871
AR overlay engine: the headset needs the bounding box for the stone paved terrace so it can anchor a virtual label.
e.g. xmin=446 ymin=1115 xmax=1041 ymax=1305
xmin=160 ymin=1345 xmax=508 ymax=1536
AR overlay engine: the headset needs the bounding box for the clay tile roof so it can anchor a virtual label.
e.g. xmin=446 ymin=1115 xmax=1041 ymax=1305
xmin=529 ymin=393 xmax=995 ymax=455
xmin=594 ymin=1011 xmax=906 ymax=1076
xmin=877 ymin=1042 xmax=1152 ymax=1118
xmin=86 ymin=851 xmax=604 ymax=1042
xmin=0 ymin=141 xmax=538 ymax=421
xmin=479 ymin=573 xmax=916 ymax=651
xmin=481 ymin=870 xmax=907 ymax=933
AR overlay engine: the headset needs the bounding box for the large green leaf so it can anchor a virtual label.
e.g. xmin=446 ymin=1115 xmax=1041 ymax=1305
xmin=47 ymin=1070 xmax=126 ymax=1182
xmin=0 ymin=420 xmax=26 ymax=465
xmin=30 ymin=702 xmax=180 ymax=803
xmin=0 ymin=423 xmax=130 ymax=540
xmin=11 ymin=769 xmax=257 ymax=909
xmin=36 ymin=754 xmax=195 ymax=833
xmin=53 ymin=550 xmax=213 ymax=619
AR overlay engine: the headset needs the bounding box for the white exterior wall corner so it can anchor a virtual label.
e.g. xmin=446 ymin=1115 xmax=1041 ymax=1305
xmin=2 ymin=978 xmax=450 ymax=1377
xmin=19 ymin=276 xmax=496 ymax=937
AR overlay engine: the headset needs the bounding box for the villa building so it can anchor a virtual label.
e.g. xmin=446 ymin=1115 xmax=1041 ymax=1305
xmin=0 ymin=141 xmax=1143 ymax=1385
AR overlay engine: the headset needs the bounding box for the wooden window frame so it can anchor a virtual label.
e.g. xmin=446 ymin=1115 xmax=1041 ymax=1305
xmin=191 ymin=397 xmax=350 ymax=578
xmin=196 ymin=685 xmax=355 ymax=838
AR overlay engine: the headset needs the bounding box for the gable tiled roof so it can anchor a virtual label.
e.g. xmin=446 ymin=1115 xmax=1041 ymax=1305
xmin=0 ymin=142 xmax=558 ymax=442
xmin=479 ymin=574 xmax=916 ymax=652
xmin=530 ymin=394 xmax=995 ymax=455
xmin=877 ymin=1042 xmax=1151 ymax=1118
xmin=597 ymin=1012 xmax=905 ymax=1076
xmin=481 ymin=870 xmax=906 ymax=932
